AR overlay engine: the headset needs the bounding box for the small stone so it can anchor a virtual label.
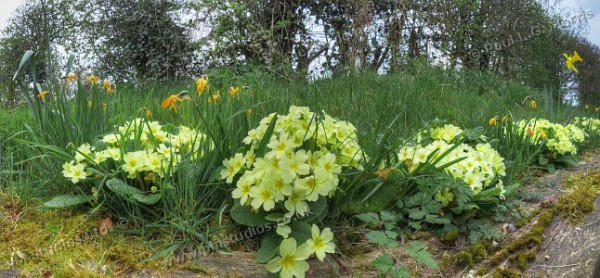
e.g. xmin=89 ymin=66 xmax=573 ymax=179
xmin=544 ymin=255 xmax=550 ymax=260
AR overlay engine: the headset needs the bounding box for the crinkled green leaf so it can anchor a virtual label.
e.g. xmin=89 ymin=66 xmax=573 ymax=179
xmin=43 ymin=195 xmax=92 ymax=208
xmin=256 ymin=232 xmax=281 ymax=263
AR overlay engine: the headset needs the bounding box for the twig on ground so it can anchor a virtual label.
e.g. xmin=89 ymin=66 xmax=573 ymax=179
xmin=532 ymin=262 xmax=580 ymax=268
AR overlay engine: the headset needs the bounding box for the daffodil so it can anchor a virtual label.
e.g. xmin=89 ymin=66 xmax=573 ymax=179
xmin=102 ymin=79 xmax=111 ymax=89
xmin=228 ymin=86 xmax=239 ymax=97
xmin=36 ymin=91 xmax=49 ymax=102
xmin=196 ymin=76 xmax=208 ymax=95
xmin=208 ymin=94 xmax=221 ymax=103
xmin=529 ymin=100 xmax=537 ymax=109
xmin=67 ymin=73 xmax=77 ymax=83
xmin=146 ymin=110 xmax=153 ymax=117
xmin=161 ymin=93 xmax=190 ymax=111
xmin=88 ymin=75 xmax=99 ymax=85
xmin=563 ymin=51 xmax=583 ymax=73
xmin=501 ymin=115 xmax=509 ymax=123
xmin=306 ymin=225 xmax=335 ymax=261
xmin=488 ymin=117 xmax=497 ymax=126
xmin=266 ymin=238 xmax=311 ymax=278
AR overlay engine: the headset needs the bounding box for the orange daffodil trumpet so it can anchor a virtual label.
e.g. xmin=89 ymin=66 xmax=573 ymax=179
xmin=228 ymin=86 xmax=239 ymax=97
xmin=36 ymin=91 xmax=49 ymax=102
xmin=161 ymin=92 xmax=191 ymax=111
xmin=563 ymin=51 xmax=583 ymax=73
xmin=196 ymin=76 xmax=209 ymax=95
xmin=529 ymin=100 xmax=537 ymax=109
xmin=67 ymin=73 xmax=77 ymax=83
xmin=88 ymin=75 xmax=100 ymax=85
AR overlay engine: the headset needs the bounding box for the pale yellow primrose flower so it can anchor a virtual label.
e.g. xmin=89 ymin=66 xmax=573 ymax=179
xmin=266 ymin=238 xmax=312 ymax=278
xmin=306 ymin=224 xmax=335 ymax=261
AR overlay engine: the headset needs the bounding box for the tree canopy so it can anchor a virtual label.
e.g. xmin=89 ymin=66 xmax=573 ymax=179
xmin=1 ymin=0 xmax=599 ymax=105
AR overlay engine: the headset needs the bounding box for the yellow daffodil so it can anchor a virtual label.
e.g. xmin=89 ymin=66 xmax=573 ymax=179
xmin=488 ymin=117 xmax=497 ymax=126
xmin=88 ymin=75 xmax=100 ymax=85
xmin=196 ymin=76 xmax=208 ymax=95
xmin=161 ymin=93 xmax=191 ymax=111
xmin=87 ymin=100 xmax=93 ymax=108
xmin=228 ymin=86 xmax=239 ymax=97
xmin=529 ymin=100 xmax=537 ymax=109
xmin=539 ymin=130 xmax=547 ymax=139
xmin=245 ymin=109 xmax=253 ymax=116
xmin=501 ymin=115 xmax=509 ymax=123
xmin=146 ymin=110 xmax=153 ymax=117
xmin=102 ymin=102 xmax=107 ymax=112
xmin=67 ymin=73 xmax=77 ymax=83
xmin=102 ymin=79 xmax=111 ymax=89
xmin=527 ymin=127 xmax=534 ymax=137
xmin=266 ymin=238 xmax=311 ymax=278
xmin=563 ymin=51 xmax=583 ymax=73
xmin=306 ymin=225 xmax=335 ymax=261
xmin=36 ymin=91 xmax=49 ymax=101
xmin=208 ymin=94 xmax=221 ymax=104
xmin=106 ymin=86 xmax=114 ymax=94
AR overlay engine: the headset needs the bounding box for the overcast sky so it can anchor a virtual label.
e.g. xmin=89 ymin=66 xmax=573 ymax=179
xmin=0 ymin=0 xmax=22 ymax=32
xmin=562 ymin=0 xmax=600 ymax=46
xmin=0 ymin=0 xmax=599 ymax=47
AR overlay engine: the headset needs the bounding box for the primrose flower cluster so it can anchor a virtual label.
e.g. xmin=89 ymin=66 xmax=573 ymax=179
xmin=221 ymin=106 xmax=364 ymax=276
xmin=222 ymin=105 xmax=366 ymax=215
xmin=62 ymin=118 xmax=211 ymax=184
xmin=571 ymin=117 xmax=600 ymax=136
xmin=514 ymin=118 xmax=585 ymax=156
xmin=398 ymin=124 xmax=506 ymax=195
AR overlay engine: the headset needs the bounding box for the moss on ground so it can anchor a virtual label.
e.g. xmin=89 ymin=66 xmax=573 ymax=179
xmin=0 ymin=194 xmax=167 ymax=277
xmin=442 ymin=168 xmax=600 ymax=276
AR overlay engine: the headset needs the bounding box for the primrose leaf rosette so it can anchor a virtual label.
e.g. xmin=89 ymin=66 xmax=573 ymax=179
xmin=62 ymin=118 xmax=212 ymax=186
xmin=398 ymin=124 xmax=506 ymax=197
xmin=221 ymin=106 xmax=366 ymax=275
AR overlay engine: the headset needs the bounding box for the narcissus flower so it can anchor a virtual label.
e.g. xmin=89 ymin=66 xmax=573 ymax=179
xmin=563 ymin=51 xmax=583 ymax=73
xmin=102 ymin=79 xmax=111 ymax=89
xmin=266 ymin=238 xmax=311 ymax=278
xmin=488 ymin=117 xmax=497 ymax=126
xmin=67 ymin=73 xmax=77 ymax=83
xmin=161 ymin=92 xmax=191 ymax=111
xmin=146 ymin=110 xmax=153 ymax=117
xmin=501 ymin=115 xmax=510 ymax=123
xmin=228 ymin=86 xmax=239 ymax=97
xmin=196 ymin=76 xmax=208 ymax=95
xmin=529 ymin=100 xmax=537 ymax=109
xmin=208 ymin=94 xmax=221 ymax=103
xmin=36 ymin=91 xmax=49 ymax=101
xmin=88 ymin=75 xmax=100 ymax=85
